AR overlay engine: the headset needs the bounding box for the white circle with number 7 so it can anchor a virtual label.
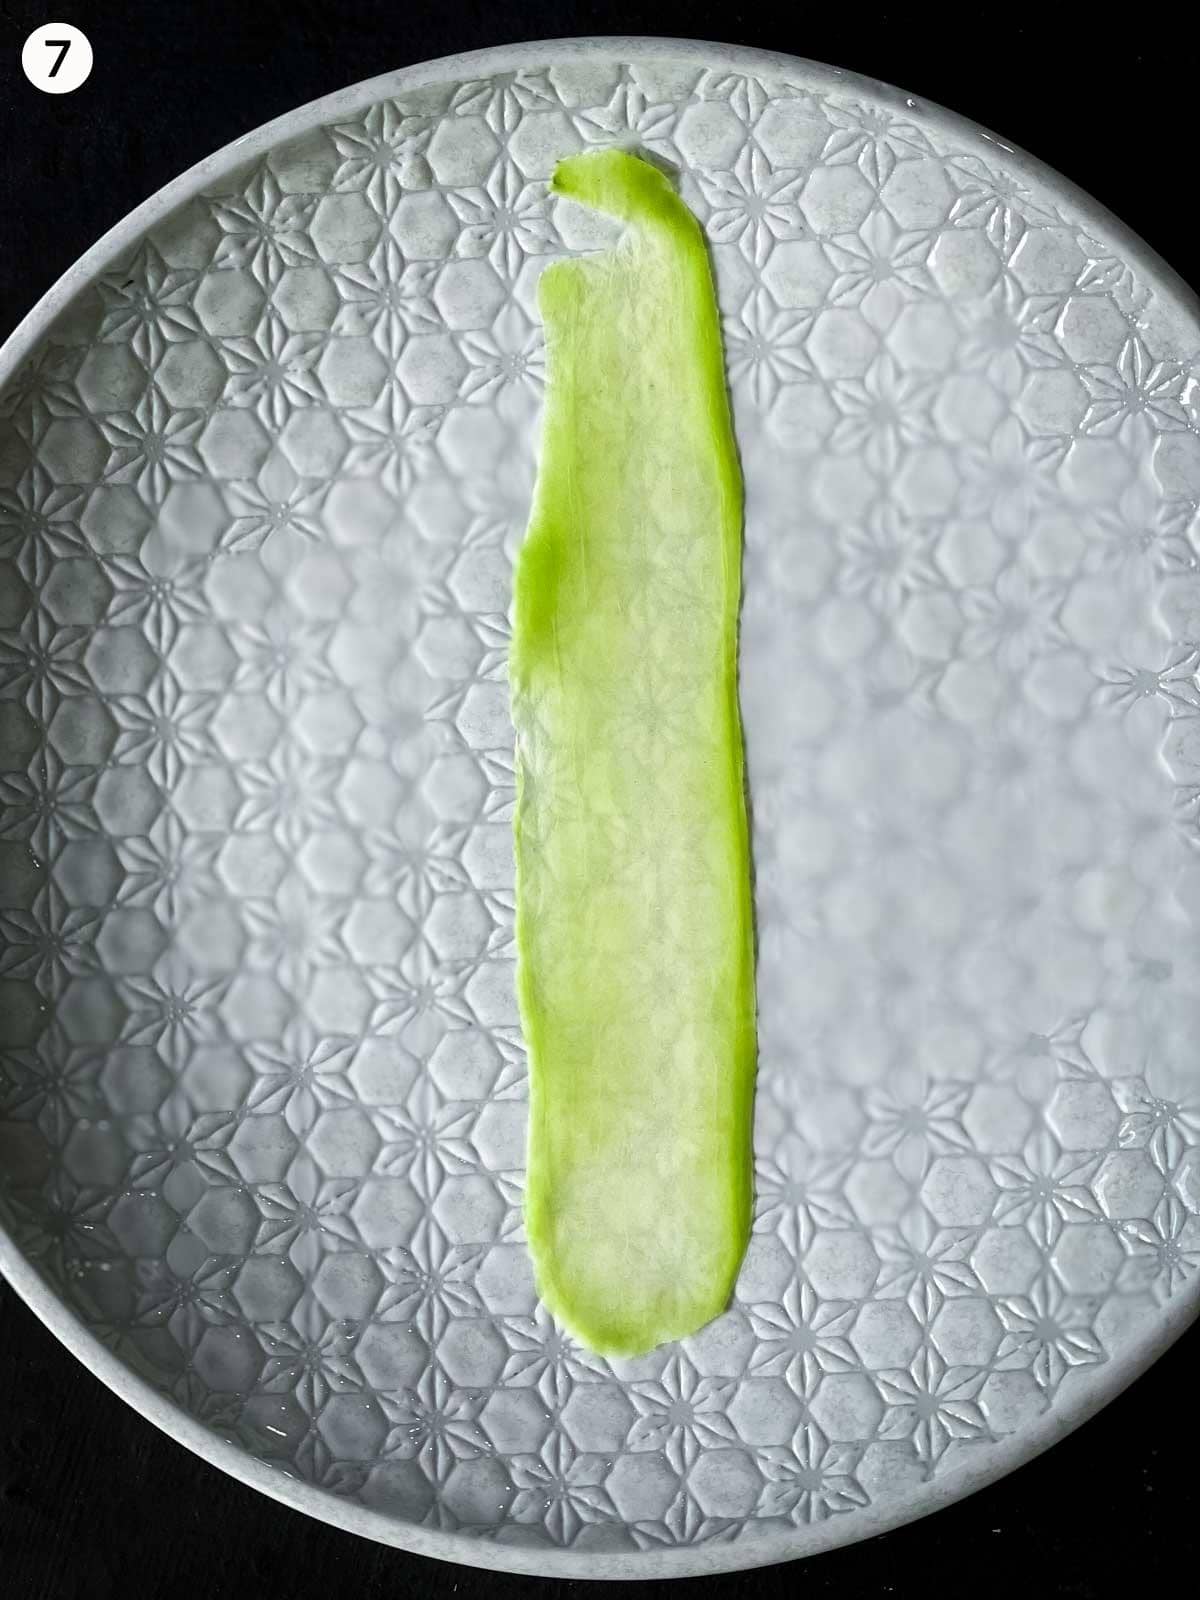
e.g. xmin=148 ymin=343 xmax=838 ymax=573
xmin=22 ymin=23 xmax=92 ymax=94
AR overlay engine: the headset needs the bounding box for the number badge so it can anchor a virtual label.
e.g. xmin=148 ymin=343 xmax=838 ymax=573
xmin=22 ymin=23 xmax=93 ymax=94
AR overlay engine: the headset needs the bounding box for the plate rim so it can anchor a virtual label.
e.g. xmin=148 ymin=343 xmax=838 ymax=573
xmin=1 ymin=33 xmax=1198 ymax=1580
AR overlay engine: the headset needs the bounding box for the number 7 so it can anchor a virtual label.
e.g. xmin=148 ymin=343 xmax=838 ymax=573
xmin=45 ymin=39 xmax=71 ymax=78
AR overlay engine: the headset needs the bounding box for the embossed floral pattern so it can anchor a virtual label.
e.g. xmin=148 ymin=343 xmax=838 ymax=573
xmin=1 ymin=50 xmax=1199 ymax=1572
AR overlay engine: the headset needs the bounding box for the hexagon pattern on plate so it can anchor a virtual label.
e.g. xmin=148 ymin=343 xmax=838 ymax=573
xmin=2 ymin=51 xmax=1200 ymax=1562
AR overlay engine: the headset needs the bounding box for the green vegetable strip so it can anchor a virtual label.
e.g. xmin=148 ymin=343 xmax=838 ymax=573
xmin=511 ymin=149 xmax=756 ymax=1357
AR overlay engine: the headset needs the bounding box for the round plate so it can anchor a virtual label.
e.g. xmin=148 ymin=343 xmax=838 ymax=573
xmin=2 ymin=37 xmax=1199 ymax=1580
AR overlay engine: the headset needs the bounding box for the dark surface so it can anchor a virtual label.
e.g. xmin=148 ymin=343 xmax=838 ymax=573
xmin=1 ymin=3 xmax=1197 ymax=1596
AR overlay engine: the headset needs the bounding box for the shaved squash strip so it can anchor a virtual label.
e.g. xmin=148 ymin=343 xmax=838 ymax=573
xmin=511 ymin=149 xmax=756 ymax=1356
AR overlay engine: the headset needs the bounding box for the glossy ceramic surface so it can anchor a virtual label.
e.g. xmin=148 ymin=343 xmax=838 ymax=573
xmin=1 ymin=38 xmax=1198 ymax=1578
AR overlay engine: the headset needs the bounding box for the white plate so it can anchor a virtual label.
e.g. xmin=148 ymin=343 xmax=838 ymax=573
xmin=1 ymin=36 xmax=1199 ymax=1579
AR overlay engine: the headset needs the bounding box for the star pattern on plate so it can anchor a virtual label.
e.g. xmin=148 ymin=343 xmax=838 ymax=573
xmin=2 ymin=53 xmax=1200 ymax=1563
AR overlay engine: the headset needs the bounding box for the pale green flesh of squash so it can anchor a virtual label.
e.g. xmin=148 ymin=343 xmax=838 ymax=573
xmin=511 ymin=149 xmax=756 ymax=1357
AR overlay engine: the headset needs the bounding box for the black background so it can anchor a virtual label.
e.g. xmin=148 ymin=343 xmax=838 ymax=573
xmin=0 ymin=3 xmax=1197 ymax=1596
